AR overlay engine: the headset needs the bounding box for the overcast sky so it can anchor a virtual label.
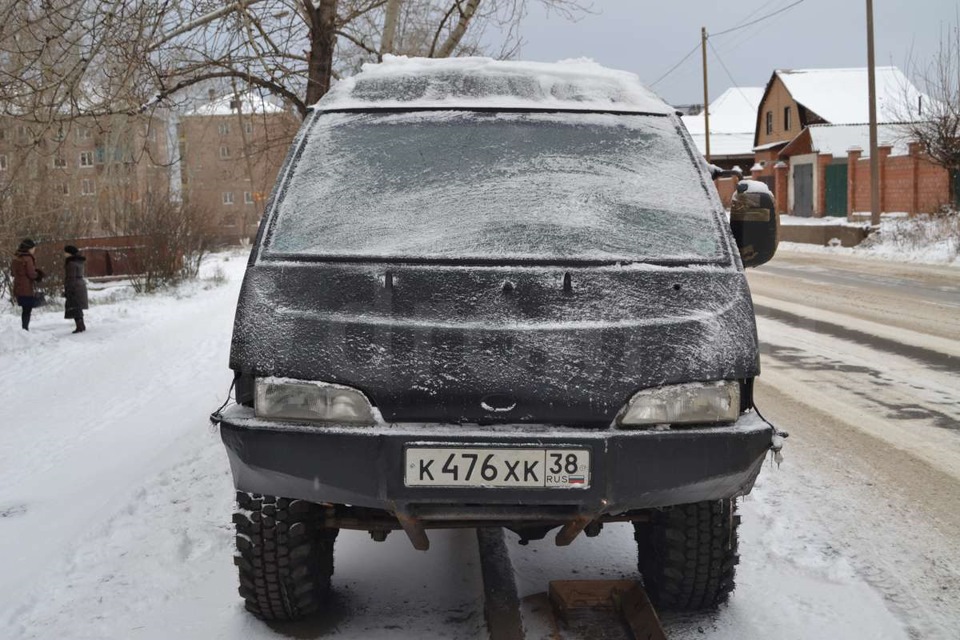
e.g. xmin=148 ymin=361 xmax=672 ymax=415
xmin=505 ymin=0 xmax=957 ymax=106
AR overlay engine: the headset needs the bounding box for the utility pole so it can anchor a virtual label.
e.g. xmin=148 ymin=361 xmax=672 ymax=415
xmin=701 ymin=26 xmax=711 ymax=164
xmin=866 ymin=0 xmax=881 ymax=225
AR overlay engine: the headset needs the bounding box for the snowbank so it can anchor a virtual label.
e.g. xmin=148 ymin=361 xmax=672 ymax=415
xmin=779 ymin=212 xmax=959 ymax=266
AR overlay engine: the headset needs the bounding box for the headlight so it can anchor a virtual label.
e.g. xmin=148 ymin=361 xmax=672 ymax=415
xmin=255 ymin=377 xmax=377 ymax=425
xmin=616 ymin=381 xmax=739 ymax=428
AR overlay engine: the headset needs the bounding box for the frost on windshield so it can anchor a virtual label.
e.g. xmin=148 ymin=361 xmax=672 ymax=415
xmin=267 ymin=112 xmax=725 ymax=263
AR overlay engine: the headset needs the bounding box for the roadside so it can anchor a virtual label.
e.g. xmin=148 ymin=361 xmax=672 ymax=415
xmin=776 ymin=209 xmax=959 ymax=267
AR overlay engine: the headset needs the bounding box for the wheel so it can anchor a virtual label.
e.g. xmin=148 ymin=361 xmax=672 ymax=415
xmin=633 ymin=498 xmax=740 ymax=611
xmin=232 ymin=492 xmax=338 ymax=621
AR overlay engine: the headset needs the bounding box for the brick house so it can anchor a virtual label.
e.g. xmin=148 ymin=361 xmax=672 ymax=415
xmin=0 ymin=113 xmax=172 ymax=238
xmin=178 ymin=92 xmax=299 ymax=244
xmin=748 ymin=67 xmax=952 ymax=217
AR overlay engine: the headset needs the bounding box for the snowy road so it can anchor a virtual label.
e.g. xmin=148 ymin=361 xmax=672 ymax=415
xmin=0 ymin=249 xmax=957 ymax=639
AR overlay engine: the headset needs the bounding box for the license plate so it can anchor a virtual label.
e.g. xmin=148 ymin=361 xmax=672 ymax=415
xmin=404 ymin=447 xmax=591 ymax=489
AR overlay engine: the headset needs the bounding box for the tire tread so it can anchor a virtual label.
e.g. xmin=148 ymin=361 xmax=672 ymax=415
xmin=233 ymin=492 xmax=337 ymax=621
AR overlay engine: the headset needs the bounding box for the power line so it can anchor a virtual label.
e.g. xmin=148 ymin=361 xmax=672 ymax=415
xmin=712 ymin=0 xmax=806 ymax=38
xmin=649 ymin=0 xmax=806 ymax=95
xmin=725 ymin=0 xmax=792 ymax=33
xmin=708 ymin=38 xmax=757 ymax=112
xmin=650 ymin=41 xmax=700 ymax=88
xmin=715 ymin=0 xmax=797 ymax=57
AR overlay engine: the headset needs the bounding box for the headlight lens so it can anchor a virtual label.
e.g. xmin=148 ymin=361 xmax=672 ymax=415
xmin=255 ymin=378 xmax=376 ymax=425
xmin=617 ymin=381 xmax=739 ymax=428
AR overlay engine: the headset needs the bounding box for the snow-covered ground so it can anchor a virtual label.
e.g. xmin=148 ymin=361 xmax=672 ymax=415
xmin=1 ymin=250 xmax=957 ymax=639
xmin=780 ymin=211 xmax=960 ymax=266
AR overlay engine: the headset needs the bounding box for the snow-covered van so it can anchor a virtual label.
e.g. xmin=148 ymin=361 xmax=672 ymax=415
xmin=215 ymin=56 xmax=781 ymax=621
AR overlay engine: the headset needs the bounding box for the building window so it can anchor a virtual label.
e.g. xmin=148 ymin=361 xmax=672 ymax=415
xmin=58 ymin=182 xmax=69 ymax=195
xmin=0 ymin=154 xmax=6 ymax=171
xmin=76 ymin=127 xmax=91 ymax=141
xmin=17 ymin=125 xmax=28 ymax=140
xmin=52 ymin=128 xmax=66 ymax=142
xmin=218 ymin=122 xmax=230 ymax=135
xmin=222 ymin=191 xmax=235 ymax=205
xmin=784 ymin=106 xmax=792 ymax=131
xmin=765 ymin=111 xmax=773 ymax=135
xmin=221 ymin=214 xmax=238 ymax=227
xmin=53 ymin=155 xmax=67 ymax=169
xmin=244 ymin=122 xmax=253 ymax=135
xmin=81 ymin=178 xmax=96 ymax=196
xmin=244 ymin=191 xmax=254 ymax=204
xmin=219 ymin=145 xmax=231 ymax=159
xmin=79 ymin=151 xmax=94 ymax=167
xmin=0 ymin=128 xmax=5 ymax=141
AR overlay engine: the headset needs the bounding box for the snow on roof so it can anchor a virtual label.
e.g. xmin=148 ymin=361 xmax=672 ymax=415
xmin=775 ymin=67 xmax=922 ymax=124
xmin=803 ymin=123 xmax=912 ymax=158
xmin=753 ymin=140 xmax=788 ymax=152
xmin=682 ymin=87 xmax=764 ymax=157
xmin=185 ymin=91 xmax=285 ymax=117
xmin=314 ymin=55 xmax=675 ymax=115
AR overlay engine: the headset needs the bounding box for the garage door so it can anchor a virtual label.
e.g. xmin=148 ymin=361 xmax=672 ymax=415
xmin=793 ymin=164 xmax=813 ymax=217
xmin=825 ymin=164 xmax=848 ymax=216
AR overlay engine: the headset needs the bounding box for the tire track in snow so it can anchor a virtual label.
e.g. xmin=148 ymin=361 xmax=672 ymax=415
xmin=754 ymin=304 xmax=958 ymax=372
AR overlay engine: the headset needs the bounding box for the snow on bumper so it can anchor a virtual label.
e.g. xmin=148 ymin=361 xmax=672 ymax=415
xmin=218 ymin=406 xmax=774 ymax=516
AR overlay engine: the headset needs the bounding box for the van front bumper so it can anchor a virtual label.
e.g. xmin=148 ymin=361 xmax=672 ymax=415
xmin=218 ymin=406 xmax=774 ymax=545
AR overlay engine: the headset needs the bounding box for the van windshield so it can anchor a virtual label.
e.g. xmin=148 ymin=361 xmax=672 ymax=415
xmin=266 ymin=111 xmax=727 ymax=263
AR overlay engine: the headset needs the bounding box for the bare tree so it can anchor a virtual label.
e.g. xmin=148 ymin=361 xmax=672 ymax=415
xmin=123 ymin=191 xmax=211 ymax=293
xmin=899 ymin=18 xmax=960 ymax=202
xmin=0 ymin=0 xmax=589 ymax=282
xmin=0 ymin=0 xmax=591 ymax=123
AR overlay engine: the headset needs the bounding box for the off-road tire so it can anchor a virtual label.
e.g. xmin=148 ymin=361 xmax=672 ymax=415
xmin=233 ymin=492 xmax=338 ymax=621
xmin=633 ymin=499 xmax=740 ymax=611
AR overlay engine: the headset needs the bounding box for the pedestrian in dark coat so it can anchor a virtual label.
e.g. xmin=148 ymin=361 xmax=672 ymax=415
xmin=10 ymin=238 xmax=44 ymax=331
xmin=63 ymin=245 xmax=88 ymax=333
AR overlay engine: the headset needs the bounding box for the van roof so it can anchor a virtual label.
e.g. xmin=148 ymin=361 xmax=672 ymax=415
xmin=313 ymin=55 xmax=675 ymax=115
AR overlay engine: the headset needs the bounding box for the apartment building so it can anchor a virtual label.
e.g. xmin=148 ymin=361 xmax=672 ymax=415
xmin=178 ymin=92 xmax=299 ymax=245
xmin=0 ymin=113 xmax=172 ymax=239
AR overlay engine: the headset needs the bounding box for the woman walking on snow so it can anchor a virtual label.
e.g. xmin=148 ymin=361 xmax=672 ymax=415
xmin=10 ymin=238 xmax=44 ymax=331
xmin=63 ymin=245 xmax=88 ymax=333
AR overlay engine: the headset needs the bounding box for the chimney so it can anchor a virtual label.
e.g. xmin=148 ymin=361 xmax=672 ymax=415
xmin=207 ymin=88 xmax=216 ymax=102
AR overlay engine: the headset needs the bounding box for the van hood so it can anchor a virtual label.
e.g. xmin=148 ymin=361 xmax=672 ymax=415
xmin=230 ymin=261 xmax=759 ymax=426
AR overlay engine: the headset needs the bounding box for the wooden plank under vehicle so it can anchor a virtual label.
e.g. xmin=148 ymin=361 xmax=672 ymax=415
xmin=548 ymin=580 xmax=667 ymax=640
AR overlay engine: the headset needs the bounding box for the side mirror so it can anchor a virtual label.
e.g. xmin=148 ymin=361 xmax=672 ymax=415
xmin=729 ymin=180 xmax=778 ymax=268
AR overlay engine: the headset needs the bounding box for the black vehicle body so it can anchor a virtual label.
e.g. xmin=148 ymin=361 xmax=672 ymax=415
xmin=219 ymin=60 xmax=776 ymax=550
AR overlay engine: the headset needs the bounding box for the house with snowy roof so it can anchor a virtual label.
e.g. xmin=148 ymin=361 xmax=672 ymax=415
xmin=749 ymin=66 xmax=952 ymax=218
xmin=681 ymin=86 xmax=764 ymax=171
